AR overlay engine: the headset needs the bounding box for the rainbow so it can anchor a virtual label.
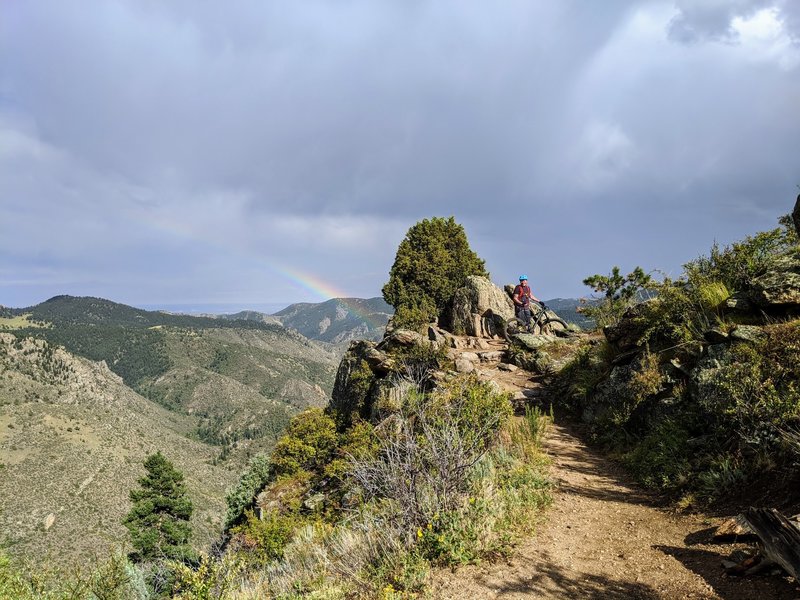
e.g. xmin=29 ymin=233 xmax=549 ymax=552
xmin=120 ymin=199 xmax=388 ymax=328
xmin=266 ymin=261 xmax=386 ymax=328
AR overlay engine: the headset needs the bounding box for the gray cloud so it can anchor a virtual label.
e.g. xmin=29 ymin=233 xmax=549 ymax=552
xmin=1 ymin=1 xmax=798 ymax=308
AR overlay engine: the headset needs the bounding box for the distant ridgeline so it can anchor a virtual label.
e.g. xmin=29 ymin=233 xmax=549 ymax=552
xmin=272 ymin=297 xmax=393 ymax=343
xmin=214 ymin=297 xmax=393 ymax=344
xmin=2 ymin=295 xmax=339 ymax=452
xmin=8 ymin=295 xmax=287 ymax=389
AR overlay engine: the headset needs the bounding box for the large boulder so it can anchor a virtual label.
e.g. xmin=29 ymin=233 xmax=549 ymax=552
xmin=446 ymin=276 xmax=514 ymax=338
xmin=330 ymin=340 xmax=380 ymax=421
xmin=750 ymin=254 xmax=800 ymax=308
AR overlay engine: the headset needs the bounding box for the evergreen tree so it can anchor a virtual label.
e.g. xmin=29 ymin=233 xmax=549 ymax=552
xmin=580 ymin=266 xmax=653 ymax=327
xmin=123 ymin=452 xmax=195 ymax=563
xmin=383 ymin=217 xmax=488 ymax=327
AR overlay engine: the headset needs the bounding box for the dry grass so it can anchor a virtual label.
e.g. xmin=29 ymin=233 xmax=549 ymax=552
xmin=0 ymin=334 xmax=235 ymax=569
xmin=0 ymin=314 xmax=49 ymax=330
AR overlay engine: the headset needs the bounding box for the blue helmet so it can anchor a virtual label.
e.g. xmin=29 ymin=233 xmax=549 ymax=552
xmin=519 ymin=274 xmax=528 ymax=281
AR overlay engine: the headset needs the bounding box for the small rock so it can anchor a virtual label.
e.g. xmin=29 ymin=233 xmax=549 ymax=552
xmin=303 ymin=493 xmax=325 ymax=511
xmin=724 ymin=293 xmax=753 ymax=312
xmin=497 ymin=363 xmax=518 ymax=372
xmin=729 ymin=325 xmax=767 ymax=344
xmin=703 ymin=329 xmax=729 ymax=344
xmin=43 ymin=513 xmax=55 ymax=531
xmin=455 ymin=358 xmax=475 ymax=373
xmin=427 ymin=326 xmax=447 ymax=346
xmin=459 ymin=352 xmax=480 ymax=363
xmin=477 ymin=350 xmax=505 ymax=362
xmin=485 ymin=380 xmax=503 ymax=394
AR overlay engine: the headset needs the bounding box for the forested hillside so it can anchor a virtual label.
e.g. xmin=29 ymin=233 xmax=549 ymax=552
xmin=2 ymin=296 xmax=338 ymax=463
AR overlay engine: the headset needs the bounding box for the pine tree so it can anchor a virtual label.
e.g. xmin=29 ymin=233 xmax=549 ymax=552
xmin=123 ymin=452 xmax=195 ymax=563
xmin=383 ymin=216 xmax=488 ymax=328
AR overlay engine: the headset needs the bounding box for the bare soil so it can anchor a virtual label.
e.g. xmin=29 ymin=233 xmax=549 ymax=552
xmin=430 ymin=348 xmax=800 ymax=599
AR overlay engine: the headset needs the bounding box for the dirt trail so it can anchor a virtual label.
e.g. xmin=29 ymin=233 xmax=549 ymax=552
xmin=430 ymin=354 xmax=800 ymax=599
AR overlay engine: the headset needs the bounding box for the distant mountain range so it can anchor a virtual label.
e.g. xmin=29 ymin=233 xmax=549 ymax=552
xmin=215 ymin=297 xmax=394 ymax=344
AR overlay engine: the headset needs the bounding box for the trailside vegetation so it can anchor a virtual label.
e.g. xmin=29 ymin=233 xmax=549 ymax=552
xmin=169 ymin=351 xmax=550 ymax=598
xmin=579 ymin=266 xmax=653 ymax=328
xmin=382 ymin=216 xmax=488 ymax=328
xmin=556 ymin=214 xmax=800 ymax=503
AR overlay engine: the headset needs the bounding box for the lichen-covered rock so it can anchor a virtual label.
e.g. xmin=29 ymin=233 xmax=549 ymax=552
xmin=603 ymin=300 xmax=657 ymax=351
xmin=750 ymin=254 xmax=800 ymax=308
xmin=509 ymin=348 xmax=552 ymax=374
xmin=330 ymin=340 xmax=380 ymax=421
xmin=446 ymin=276 xmax=514 ymax=338
xmin=723 ymin=293 xmax=753 ymax=312
xmin=515 ymin=333 xmax=559 ymax=351
xmin=729 ymin=325 xmax=767 ymax=344
xmin=689 ymin=345 xmax=733 ymax=405
xmin=377 ymin=329 xmax=426 ymax=352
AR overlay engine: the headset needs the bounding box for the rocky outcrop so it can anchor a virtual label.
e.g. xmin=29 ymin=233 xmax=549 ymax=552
xmin=750 ymin=254 xmax=800 ymax=308
xmin=603 ymin=300 xmax=657 ymax=352
xmin=330 ymin=340 xmax=384 ymax=421
xmin=331 ymin=330 xmax=447 ymax=423
xmin=446 ymin=276 xmax=514 ymax=338
xmin=376 ymin=329 xmax=426 ymax=352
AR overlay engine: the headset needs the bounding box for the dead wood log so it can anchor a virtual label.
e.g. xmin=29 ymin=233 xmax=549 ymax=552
xmin=713 ymin=514 xmax=758 ymax=543
xmin=743 ymin=507 xmax=800 ymax=580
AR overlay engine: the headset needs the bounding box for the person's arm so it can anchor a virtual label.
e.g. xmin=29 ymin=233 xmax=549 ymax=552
xmin=512 ymin=286 xmax=522 ymax=306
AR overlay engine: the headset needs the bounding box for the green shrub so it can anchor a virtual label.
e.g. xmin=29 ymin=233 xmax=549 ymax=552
xmin=698 ymin=323 xmax=800 ymax=453
xmin=270 ymin=409 xmax=338 ymax=478
xmin=696 ymin=457 xmax=748 ymax=502
xmin=224 ymin=453 xmax=272 ymax=529
xmin=553 ymin=341 xmax=614 ymax=409
xmin=683 ymin=220 xmax=797 ymax=292
xmin=171 ymin=553 xmax=243 ymax=600
xmin=0 ymin=551 xmax=145 ymax=600
xmin=231 ymin=510 xmax=299 ymax=564
xmin=323 ymin=420 xmax=378 ymax=483
xmin=382 ymin=217 xmax=488 ymax=328
xmin=624 ymin=419 xmax=692 ymax=490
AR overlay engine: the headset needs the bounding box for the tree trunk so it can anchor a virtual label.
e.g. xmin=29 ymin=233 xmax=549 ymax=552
xmin=744 ymin=507 xmax=800 ymax=580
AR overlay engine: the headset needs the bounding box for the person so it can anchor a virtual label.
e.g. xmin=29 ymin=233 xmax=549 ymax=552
xmin=512 ymin=275 xmax=542 ymax=328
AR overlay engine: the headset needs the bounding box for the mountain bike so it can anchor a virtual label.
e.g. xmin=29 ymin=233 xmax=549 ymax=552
xmin=504 ymin=300 xmax=568 ymax=342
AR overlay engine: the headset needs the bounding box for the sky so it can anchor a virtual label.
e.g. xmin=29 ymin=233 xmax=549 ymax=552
xmin=2 ymin=0 xmax=799 ymax=311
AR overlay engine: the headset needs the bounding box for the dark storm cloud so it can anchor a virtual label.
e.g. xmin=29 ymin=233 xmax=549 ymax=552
xmin=1 ymin=1 xmax=798 ymax=307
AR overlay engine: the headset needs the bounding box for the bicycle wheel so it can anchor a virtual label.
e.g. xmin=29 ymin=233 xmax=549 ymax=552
xmin=538 ymin=316 xmax=568 ymax=336
xmin=503 ymin=317 xmax=527 ymax=342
